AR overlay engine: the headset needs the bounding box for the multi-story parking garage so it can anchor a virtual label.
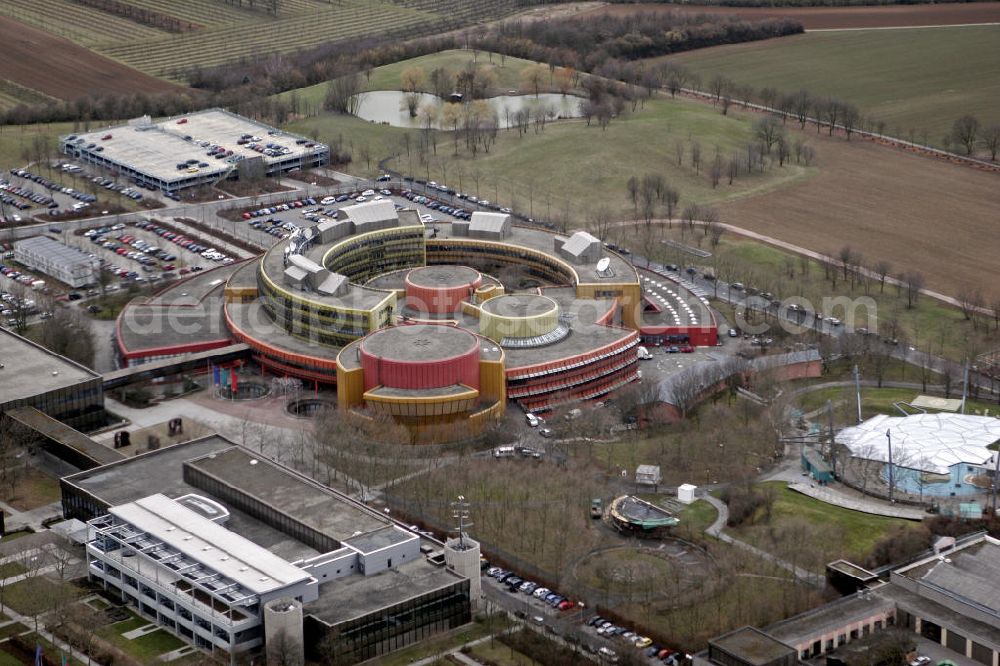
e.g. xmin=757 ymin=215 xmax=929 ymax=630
xmin=116 ymin=200 xmax=716 ymax=441
xmin=59 ymin=109 xmax=329 ymax=193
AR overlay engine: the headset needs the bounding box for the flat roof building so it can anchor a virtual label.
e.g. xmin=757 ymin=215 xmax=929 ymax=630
xmin=14 ymin=236 xmax=99 ymax=288
xmin=64 ymin=436 xmax=471 ymax=664
xmin=0 ymin=327 xmax=104 ymax=431
xmin=60 ymin=109 xmax=329 ymax=193
xmin=703 ymin=533 xmax=1000 ymax=666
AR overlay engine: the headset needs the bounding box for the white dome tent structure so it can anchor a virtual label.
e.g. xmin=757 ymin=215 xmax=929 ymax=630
xmin=837 ymin=413 xmax=1000 ymax=497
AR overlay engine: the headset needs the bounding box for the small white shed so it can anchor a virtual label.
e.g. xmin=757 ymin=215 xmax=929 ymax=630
xmin=677 ymin=484 xmax=698 ymax=504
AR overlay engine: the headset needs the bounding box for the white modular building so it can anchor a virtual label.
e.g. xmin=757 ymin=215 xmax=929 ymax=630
xmin=14 ymin=236 xmax=98 ymax=288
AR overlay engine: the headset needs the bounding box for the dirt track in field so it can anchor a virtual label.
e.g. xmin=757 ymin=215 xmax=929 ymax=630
xmin=0 ymin=15 xmax=184 ymax=102
xmin=715 ymin=122 xmax=1000 ymax=302
xmin=583 ymin=2 xmax=1000 ymax=29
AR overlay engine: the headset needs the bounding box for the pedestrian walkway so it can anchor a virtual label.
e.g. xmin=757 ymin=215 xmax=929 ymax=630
xmin=788 ymin=482 xmax=926 ymax=520
xmin=0 ymin=496 xmax=64 ymax=533
xmin=122 ymin=623 xmax=159 ymax=640
xmin=702 ymin=494 xmax=825 ymax=588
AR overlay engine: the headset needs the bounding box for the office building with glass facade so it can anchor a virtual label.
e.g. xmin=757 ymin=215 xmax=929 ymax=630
xmin=62 ymin=436 xmax=473 ymax=664
xmin=0 ymin=328 xmax=104 ymax=431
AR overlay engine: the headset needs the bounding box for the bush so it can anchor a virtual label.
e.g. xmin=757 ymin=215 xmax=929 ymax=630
xmin=720 ymin=483 xmax=775 ymax=527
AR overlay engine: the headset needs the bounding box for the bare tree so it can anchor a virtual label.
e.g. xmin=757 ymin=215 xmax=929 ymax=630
xmin=952 ymin=115 xmax=980 ymax=155
xmin=982 ymin=125 xmax=1000 ymax=161
xmin=707 ymin=219 xmax=725 ymax=249
xmin=588 ymin=205 xmax=614 ymax=241
xmin=626 ymin=175 xmax=639 ymax=214
xmin=754 ymin=116 xmax=783 ymax=154
xmin=903 ymin=271 xmax=925 ymax=309
xmin=873 ymin=260 xmax=892 ymax=293
xmin=323 ymin=72 xmax=363 ymax=115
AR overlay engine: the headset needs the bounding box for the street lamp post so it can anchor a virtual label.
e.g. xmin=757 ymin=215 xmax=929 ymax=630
xmin=886 ymin=428 xmax=894 ymax=503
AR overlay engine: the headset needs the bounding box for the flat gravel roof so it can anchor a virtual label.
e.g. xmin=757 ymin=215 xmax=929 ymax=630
xmin=406 ymin=265 xmax=480 ymax=289
xmin=304 ymin=557 xmax=465 ymax=625
xmin=360 ymin=323 xmax=478 ymax=363
xmin=187 ymin=446 xmax=390 ymax=545
xmin=117 ymin=265 xmax=241 ymax=354
xmin=480 ymin=293 xmax=556 ymax=318
xmin=0 ymin=328 xmax=100 ymax=404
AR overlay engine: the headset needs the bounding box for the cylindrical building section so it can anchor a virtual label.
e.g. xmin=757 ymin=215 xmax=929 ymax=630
xmin=405 ymin=265 xmax=482 ymax=314
xmin=479 ymin=294 xmax=559 ymax=343
xmin=358 ymin=324 xmax=481 ymax=391
xmin=445 ymin=534 xmax=482 ymax=611
xmin=264 ymin=597 xmax=304 ymax=666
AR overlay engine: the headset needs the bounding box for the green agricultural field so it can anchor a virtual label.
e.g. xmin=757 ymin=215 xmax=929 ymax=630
xmin=287 ymin=94 xmax=813 ymax=217
xmin=667 ymin=26 xmax=1000 ymax=150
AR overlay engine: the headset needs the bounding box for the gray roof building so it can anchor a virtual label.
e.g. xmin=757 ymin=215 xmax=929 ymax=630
xmin=14 ymin=236 xmax=99 ymax=288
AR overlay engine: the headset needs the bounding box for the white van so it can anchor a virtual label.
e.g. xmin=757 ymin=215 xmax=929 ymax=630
xmin=637 ymin=346 xmax=652 ymax=360
xmin=525 ymin=413 xmax=539 ymax=427
xmin=493 ymin=446 xmax=516 ymax=458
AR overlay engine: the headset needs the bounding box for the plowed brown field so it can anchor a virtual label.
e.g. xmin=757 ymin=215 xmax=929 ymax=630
xmin=716 ymin=124 xmax=1000 ymax=301
xmin=0 ymin=15 xmax=183 ymax=102
xmin=584 ymin=2 xmax=1000 ymax=29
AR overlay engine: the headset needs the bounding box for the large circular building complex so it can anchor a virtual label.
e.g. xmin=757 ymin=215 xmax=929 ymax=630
xmin=118 ymin=198 xmax=717 ymax=442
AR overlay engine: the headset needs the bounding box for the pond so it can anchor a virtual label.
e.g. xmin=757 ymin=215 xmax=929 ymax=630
xmin=352 ymin=90 xmax=584 ymax=129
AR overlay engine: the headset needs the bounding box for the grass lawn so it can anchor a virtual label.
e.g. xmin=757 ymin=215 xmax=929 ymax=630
xmin=677 ymin=499 xmax=718 ymax=539
xmin=0 ymin=650 xmax=23 ymax=666
xmin=86 ymin=597 xmax=110 ymax=611
xmin=0 ymin=532 xmax=31 ymax=544
xmin=468 ymin=639 xmax=544 ymax=666
xmin=0 ymin=468 xmax=61 ymax=512
xmin=286 ymin=90 xmax=813 ymax=219
xmin=667 ymin=26 xmax=1000 ymax=153
xmin=0 ymin=122 xmax=74 ymax=172
xmin=280 ymin=50 xmax=552 ymax=114
xmin=96 ymin=611 xmax=185 ymax=662
xmin=11 ymin=632 xmax=83 ymax=665
xmin=3 ymin=577 xmax=82 ymax=617
xmin=0 ymin=622 xmax=28 ymax=641
xmin=797 ymin=386 xmax=998 ymax=419
xmin=0 ymin=563 xmax=26 ymax=580
xmin=732 ymin=481 xmax=913 ymax=569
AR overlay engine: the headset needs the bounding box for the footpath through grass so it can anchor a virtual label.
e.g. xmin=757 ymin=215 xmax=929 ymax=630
xmin=731 ymin=481 xmax=914 ymax=568
xmin=668 ymin=25 xmax=1000 ymax=152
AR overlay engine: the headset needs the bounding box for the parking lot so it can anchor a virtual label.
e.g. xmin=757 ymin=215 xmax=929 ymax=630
xmin=482 ymin=566 xmax=691 ymax=665
xmin=69 ymin=218 xmax=243 ymax=288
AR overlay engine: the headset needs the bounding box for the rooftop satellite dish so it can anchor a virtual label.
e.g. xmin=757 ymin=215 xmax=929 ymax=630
xmin=596 ymin=257 xmax=610 ymax=273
